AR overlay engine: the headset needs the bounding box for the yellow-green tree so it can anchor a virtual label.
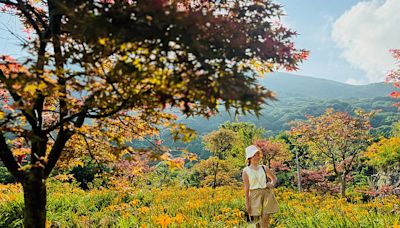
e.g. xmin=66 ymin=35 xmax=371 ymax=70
xmin=220 ymin=121 xmax=265 ymax=159
xmin=364 ymin=137 xmax=400 ymax=173
xmin=191 ymin=157 xmax=240 ymax=187
xmin=203 ymin=128 xmax=238 ymax=188
xmin=392 ymin=122 xmax=400 ymax=137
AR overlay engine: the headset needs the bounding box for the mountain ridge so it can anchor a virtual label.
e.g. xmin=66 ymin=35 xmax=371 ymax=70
xmin=258 ymin=73 xmax=393 ymax=99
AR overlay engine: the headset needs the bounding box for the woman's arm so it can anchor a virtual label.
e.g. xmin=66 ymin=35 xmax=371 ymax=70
xmin=264 ymin=166 xmax=277 ymax=187
xmin=242 ymin=170 xmax=251 ymax=212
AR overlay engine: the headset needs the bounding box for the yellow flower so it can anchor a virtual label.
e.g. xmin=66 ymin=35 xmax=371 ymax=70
xmin=220 ymin=207 xmax=231 ymax=213
xmin=139 ymin=206 xmax=150 ymax=214
xmin=174 ymin=213 xmax=184 ymax=224
xmin=155 ymin=214 xmax=172 ymax=228
xmin=129 ymin=199 xmax=139 ymax=206
xmin=233 ymin=208 xmax=244 ymax=218
xmin=106 ymin=205 xmax=117 ymax=212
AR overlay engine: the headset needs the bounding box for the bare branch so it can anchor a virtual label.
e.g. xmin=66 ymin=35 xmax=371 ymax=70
xmin=0 ymin=23 xmax=27 ymax=44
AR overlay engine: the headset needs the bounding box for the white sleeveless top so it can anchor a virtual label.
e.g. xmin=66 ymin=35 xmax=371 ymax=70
xmin=243 ymin=165 xmax=267 ymax=190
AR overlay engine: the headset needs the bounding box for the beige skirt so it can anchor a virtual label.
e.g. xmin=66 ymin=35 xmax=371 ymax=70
xmin=249 ymin=188 xmax=279 ymax=216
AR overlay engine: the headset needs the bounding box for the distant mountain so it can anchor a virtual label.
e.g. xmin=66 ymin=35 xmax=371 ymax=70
xmin=258 ymin=73 xmax=393 ymax=99
xmin=158 ymin=74 xmax=398 ymax=159
xmin=176 ymin=73 xmax=397 ymax=135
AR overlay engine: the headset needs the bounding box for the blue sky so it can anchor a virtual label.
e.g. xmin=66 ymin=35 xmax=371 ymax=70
xmin=0 ymin=12 xmax=25 ymax=58
xmin=1 ymin=0 xmax=399 ymax=84
xmin=277 ymin=0 xmax=400 ymax=84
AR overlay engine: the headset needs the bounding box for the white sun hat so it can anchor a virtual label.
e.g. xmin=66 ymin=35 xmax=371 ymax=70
xmin=245 ymin=145 xmax=260 ymax=159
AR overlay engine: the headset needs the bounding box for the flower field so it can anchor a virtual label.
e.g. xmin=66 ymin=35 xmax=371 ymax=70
xmin=1 ymin=180 xmax=399 ymax=227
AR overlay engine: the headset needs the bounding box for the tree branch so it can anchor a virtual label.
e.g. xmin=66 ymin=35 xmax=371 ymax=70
xmin=0 ymin=0 xmax=17 ymax=6
xmin=44 ymin=107 xmax=87 ymax=178
xmin=0 ymin=112 xmax=20 ymax=127
xmin=48 ymin=8 xmax=68 ymax=127
xmin=33 ymin=93 xmax=45 ymax=129
xmin=0 ymin=132 xmax=24 ymax=182
xmin=0 ymin=69 xmax=39 ymax=130
xmin=44 ymin=129 xmax=73 ymax=178
xmin=25 ymin=3 xmax=48 ymax=31
xmin=16 ymin=0 xmax=42 ymax=36
xmin=85 ymin=105 xmax=127 ymax=118
xmin=43 ymin=111 xmax=83 ymax=133
xmin=80 ymin=133 xmax=104 ymax=174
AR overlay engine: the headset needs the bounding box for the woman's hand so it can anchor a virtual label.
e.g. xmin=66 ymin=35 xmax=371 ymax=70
xmin=264 ymin=166 xmax=278 ymax=189
xmin=266 ymin=182 xmax=275 ymax=189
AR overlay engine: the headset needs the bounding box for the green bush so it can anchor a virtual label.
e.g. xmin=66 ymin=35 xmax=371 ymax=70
xmin=0 ymin=167 xmax=15 ymax=184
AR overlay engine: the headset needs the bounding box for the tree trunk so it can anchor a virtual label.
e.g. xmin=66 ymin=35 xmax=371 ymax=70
xmin=295 ymin=149 xmax=301 ymax=192
xmin=212 ymin=160 xmax=219 ymax=189
xmin=340 ymin=173 xmax=346 ymax=198
xmin=22 ymin=169 xmax=46 ymax=228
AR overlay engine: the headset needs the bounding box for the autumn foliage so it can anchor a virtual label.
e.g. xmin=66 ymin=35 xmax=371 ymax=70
xmin=0 ymin=0 xmax=308 ymax=226
xmin=387 ymin=49 xmax=400 ymax=109
xmin=290 ymin=108 xmax=372 ymax=197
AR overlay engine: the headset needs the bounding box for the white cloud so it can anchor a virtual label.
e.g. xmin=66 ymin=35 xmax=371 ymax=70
xmin=345 ymin=78 xmax=366 ymax=85
xmin=332 ymin=0 xmax=400 ymax=83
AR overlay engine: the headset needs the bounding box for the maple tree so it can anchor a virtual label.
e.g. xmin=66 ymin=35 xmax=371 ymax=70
xmin=387 ymin=49 xmax=400 ymax=109
xmin=291 ymin=108 xmax=372 ymax=197
xmin=0 ymin=0 xmax=306 ymax=226
xmin=297 ymin=168 xmax=339 ymax=194
xmin=253 ymin=138 xmax=290 ymax=169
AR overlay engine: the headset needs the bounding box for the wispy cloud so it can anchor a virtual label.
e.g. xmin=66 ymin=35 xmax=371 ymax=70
xmin=346 ymin=78 xmax=366 ymax=85
xmin=332 ymin=0 xmax=400 ymax=83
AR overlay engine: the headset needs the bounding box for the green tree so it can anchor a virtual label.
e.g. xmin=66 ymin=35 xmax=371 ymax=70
xmin=364 ymin=137 xmax=400 ymax=173
xmin=221 ymin=122 xmax=265 ymax=146
xmin=0 ymin=0 xmax=306 ymax=226
xmin=278 ymin=131 xmax=309 ymax=192
xmin=189 ymin=157 xmax=240 ymax=188
xmin=391 ymin=122 xmax=400 ymax=137
xmin=220 ymin=121 xmax=265 ymax=158
xmin=202 ymin=128 xmax=238 ymax=188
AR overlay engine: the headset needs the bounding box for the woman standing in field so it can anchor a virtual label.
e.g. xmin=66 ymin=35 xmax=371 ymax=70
xmin=242 ymin=145 xmax=279 ymax=228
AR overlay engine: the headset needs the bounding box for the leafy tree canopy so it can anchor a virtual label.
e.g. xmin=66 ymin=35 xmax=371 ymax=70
xmin=0 ymin=0 xmax=306 ymax=225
